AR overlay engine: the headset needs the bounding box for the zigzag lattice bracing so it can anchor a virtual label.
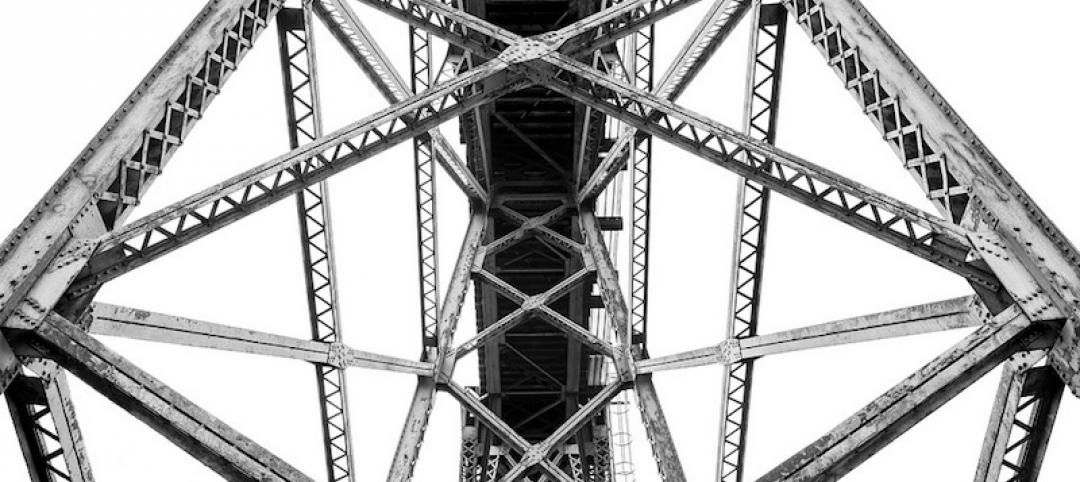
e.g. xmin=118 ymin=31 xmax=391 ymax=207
xmin=0 ymin=0 xmax=1077 ymax=481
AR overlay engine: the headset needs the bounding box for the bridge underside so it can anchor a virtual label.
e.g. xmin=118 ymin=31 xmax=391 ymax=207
xmin=3 ymin=0 xmax=1080 ymax=482
xmin=462 ymin=0 xmax=612 ymax=478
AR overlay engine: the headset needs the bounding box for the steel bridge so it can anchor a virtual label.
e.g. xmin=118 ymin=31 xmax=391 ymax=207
xmin=1 ymin=0 xmax=1078 ymax=480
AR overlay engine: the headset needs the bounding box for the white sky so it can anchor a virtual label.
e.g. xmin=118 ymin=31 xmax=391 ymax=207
xmin=1 ymin=0 xmax=1078 ymax=480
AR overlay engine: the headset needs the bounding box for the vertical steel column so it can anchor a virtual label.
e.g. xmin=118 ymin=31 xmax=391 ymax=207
xmin=6 ymin=361 xmax=93 ymax=482
xmin=628 ymin=16 xmax=655 ymax=354
xmin=716 ymin=4 xmax=787 ymax=482
xmin=276 ymin=7 xmax=355 ymax=482
xmin=974 ymin=351 xmax=1065 ymax=482
xmin=410 ymin=24 xmax=441 ymax=356
xmin=460 ymin=409 xmax=481 ymax=481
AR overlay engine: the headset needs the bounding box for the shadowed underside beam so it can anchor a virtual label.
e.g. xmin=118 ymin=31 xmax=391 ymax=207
xmin=21 ymin=313 xmax=313 ymax=482
xmin=756 ymin=306 xmax=1057 ymax=482
xmin=974 ymin=350 xmax=1064 ymax=482
xmin=6 ymin=360 xmax=94 ymax=482
xmin=86 ymin=302 xmax=430 ymax=375
xmin=1 ymin=334 xmax=17 ymax=393
xmin=639 ymin=295 xmax=986 ymax=374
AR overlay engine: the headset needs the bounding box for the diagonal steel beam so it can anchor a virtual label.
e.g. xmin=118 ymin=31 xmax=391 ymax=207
xmin=449 ymin=380 xmax=625 ymax=482
xmin=555 ymin=0 xmax=703 ymax=55
xmin=387 ymin=211 xmax=487 ymax=482
xmin=334 ymin=3 xmax=999 ymax=293
xmin=1 ymin=333 xmax=17 ymax=393
xmin=18 ymin=313 xmax=313 ymax=482
xmin=756 ymin=306 xmax=1057 ymax=482
xmin=581 ymin=208 xmax=686 ymax=481
xmin=638 ymin=295 xmax=988 ymax=374
xmin=311 ymin=0 xmax=487 ymax=204
xmin=6 ymin=360 xmax=94 ymax=482
xmin=529 ymin=53 xmax=998 ymax=292
xmin=498 ymin=381 xmax=626 ymax=481
xmin=66 ymin=62 xmax=524 ymax=298
xmin=275 ymin=8 xmax=357 ymax=480
xmin=974 ymin=350 xmax=1064 ymax=482
xmin=717 ymin=5 xmax=787 ymax=480
xmin=0 ymin=0 xmax=284 ymax=331
xmin=354 ymin=0 xmax=692 ymax=62
xmin=85 ymin=302 xmax=431 ymax=375
xmin=783 ymin=0 xmax=1080 ymax=395
xmin=581 ymin=0 xmax=756 ymax=201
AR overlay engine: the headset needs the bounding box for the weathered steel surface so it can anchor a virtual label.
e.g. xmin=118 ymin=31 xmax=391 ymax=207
xmin=757 ymin=307 xmax=1055 ymax=482
xmin=28 ymin=313 xmax=314 ymax=482
xmin=717 ymin=5 xmax=787 ymax=480
xmin=87 ymin=302 xmax=430 ymax=374
xmin=639 ymin=296 xmax=987 ymax=374
xmin=6 ymin=360 xmax=94 ymax=482
xmin=0 ymin=0 xmax=283 ymax=327
xmin=276 ymin=8 xmax=357 ymax=480
xmin=785 ymin=0 xmax=1080 ymax=395
xmin=4 ymin=1 xmax=1079 ymax=480
xmin=0 ymin=332 xmax=18 ymax=393
xmin=974 ymin=350 xmax=1064 ymax=482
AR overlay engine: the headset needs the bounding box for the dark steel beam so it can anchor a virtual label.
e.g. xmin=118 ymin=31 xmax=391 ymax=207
xmin=974 ymin=350 xmax=1064 ymax=482
xmin=717 ymin=5 xmax=787 ymax=480
xmin=6 ymin=360 xmax=94 ymax=482
xmin=275 ymin=8 xmax=357 ymax=480
xmin=1 ymin=333 xmax=17 ymax=393
xmin=408 ymin=17 xmax=442 ymax=357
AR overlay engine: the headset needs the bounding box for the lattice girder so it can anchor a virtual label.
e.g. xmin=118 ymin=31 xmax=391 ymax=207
xmin=2 ymin=0 xmax=1079 ymax=481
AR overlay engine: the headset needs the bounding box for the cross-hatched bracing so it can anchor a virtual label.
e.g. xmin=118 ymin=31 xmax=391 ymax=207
xmin=1 ymin=0 xmax=1078 ymax=481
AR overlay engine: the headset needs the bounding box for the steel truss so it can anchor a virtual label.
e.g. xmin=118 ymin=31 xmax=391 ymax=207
xmin=276 ymin=8 xmax=356 ymax=481
xmin=1 ymin=0 xmax=1079 ymax=481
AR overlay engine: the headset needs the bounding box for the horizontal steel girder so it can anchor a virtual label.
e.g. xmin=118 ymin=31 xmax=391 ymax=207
xmin=86 ymin=302 xmax=431 ymax=375
xmin=639 ymin=295 xmax=988 ymax=374
xmin=17 ymin=313 xmax=313 ymax=482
